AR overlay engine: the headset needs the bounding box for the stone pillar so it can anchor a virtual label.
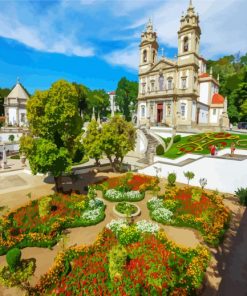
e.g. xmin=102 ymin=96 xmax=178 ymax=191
xmin=162 ymin=102 xmax=166 ymax=124
xmin=16 ymin=107 xmax=19 ymax=126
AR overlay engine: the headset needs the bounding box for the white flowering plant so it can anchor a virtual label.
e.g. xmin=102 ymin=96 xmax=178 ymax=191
xmin=136 ymin=220 xmax=160 ymax=234
xmin=151 ymin=208 xmax=173 ymax=223
xmin=104 ymin=189 xmax=143 ymax=202
xmin=147 ymin=197 xmax=164 ymax=211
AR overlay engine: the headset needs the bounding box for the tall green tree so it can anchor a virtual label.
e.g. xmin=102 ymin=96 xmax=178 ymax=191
xmin=207 ymin=52 xmax=247 ymax=122
xmin=101 ymin=116 xmax=136 ymax=171
xmin=83 ymin=120 xmax=102 ymax=165
xmin=87 ymin=89 xmax=110 ymax=118
xmin=115 ymin=77 xmax=138 ymax=121
xmin=72 ymin=82 xmax=89 ymax=117
xmin=22 ymin=80 xmax=83 ymax=191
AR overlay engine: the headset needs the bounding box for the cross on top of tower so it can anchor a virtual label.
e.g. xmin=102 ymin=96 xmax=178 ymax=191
xmin=146 ymin=18 xmax=153 ymax=32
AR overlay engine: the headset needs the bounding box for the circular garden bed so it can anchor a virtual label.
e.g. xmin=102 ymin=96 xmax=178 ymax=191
xmin=113 ymin=202 xmax=141 ymax=218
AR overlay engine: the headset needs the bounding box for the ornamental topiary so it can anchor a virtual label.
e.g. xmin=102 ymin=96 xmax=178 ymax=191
xmin=6 ymin=248 xmax=21 ymax=272
xmin=167 ymin=173 xmax=176 ymax=187
xmin=173 ymin=135 xmax=181 ymax=143
xmin=235 ymin=187 xmax=247 ymax=206
xmin=156 ymin=144 xmax=164 ymax=155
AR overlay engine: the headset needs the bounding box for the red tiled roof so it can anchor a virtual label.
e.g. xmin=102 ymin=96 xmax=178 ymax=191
xmin=199 ymin=73 xmax=209 ymax=78
xmin=108 ymin=91 xmax=115 ymax=95
xmin=212 ymin=93 xmax=224 ymax=104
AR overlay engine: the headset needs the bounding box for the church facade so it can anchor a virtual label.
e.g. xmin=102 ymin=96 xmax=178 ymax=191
xmin=137 ymin=1 xmax=229 ymax=130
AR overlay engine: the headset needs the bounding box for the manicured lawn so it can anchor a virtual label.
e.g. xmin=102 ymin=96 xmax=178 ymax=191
xmin=163 ymin=132 xmax=247 ymax=159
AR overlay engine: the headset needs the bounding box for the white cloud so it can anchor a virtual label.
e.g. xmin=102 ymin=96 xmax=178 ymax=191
xmin=107 ymin=0 xmax=247 ymax=69
xmin=0 ymin=0 xmax=246 ymax=69
xmin=104 ymin=43 xmax=139 ymax=70
xmin=0 ymin=1 xmax=94 ymax=57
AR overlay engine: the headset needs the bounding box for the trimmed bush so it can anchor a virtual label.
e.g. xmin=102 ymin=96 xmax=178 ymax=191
xmin=156 ymin=144 xmax=164 ymax=155
xmin=235 ymin=187 xmax=247 ymax=206
xmin=6 ymin=248 xmax=21 ymax=272
xmin=173 ymin=135 xmax=181 ymax=143
xmin=167 ymin=173 xmax=176 ymax=187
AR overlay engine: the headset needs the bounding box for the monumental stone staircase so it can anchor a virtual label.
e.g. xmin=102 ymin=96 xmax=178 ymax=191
xmin=139 ymin=128 xmax=161 ymax=164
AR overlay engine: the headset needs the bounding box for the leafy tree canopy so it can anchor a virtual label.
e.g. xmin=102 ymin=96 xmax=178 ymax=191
xmin=115 ymin=77 xmax=138 ymax=121
xmin=207 ymin=52 xmax=247 ymax=123
xmin=23 ymin=80 xmax=83 ymax=191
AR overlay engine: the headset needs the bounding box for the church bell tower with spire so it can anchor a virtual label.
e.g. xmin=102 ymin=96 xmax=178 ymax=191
xmin=139 ymin=19 xmax=159 ymax=74
xmin=177 ymin=0 xmax=201 ymax=66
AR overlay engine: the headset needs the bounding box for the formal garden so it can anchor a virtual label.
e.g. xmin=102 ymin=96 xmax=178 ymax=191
xmin=0 ymin=172 xmax=235 ymax=295
xmin=160 ymin=132 xmax=247 ymax=158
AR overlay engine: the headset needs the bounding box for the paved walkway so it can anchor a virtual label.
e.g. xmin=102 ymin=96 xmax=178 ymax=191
xmin=202 ymin=199 xmax=247 ymax=296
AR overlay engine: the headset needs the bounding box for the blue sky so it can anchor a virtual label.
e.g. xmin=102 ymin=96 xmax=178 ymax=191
xmin=0 ymin=0 xmax=246 ymax=94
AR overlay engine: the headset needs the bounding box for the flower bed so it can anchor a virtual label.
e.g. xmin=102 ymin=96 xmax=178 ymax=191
xmin=97 ymin=173 xmax=159 ymax=193
xmin=148 ymin=188 xmax=230 ymax=246
xmin=163 ymin=132 xmax=247 ymax=159
xmin=115 ymin=202 xmax=138 ymax=215
xmin=0 ymin=193 xmax=106 ymax=255
xmin=34 ymin=227 xmax=210 ymax=296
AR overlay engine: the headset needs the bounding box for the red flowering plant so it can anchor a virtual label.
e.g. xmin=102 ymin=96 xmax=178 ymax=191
xmin=149 ymin=187 xmax=230 ymax=246
xmin=44 ymin=229 xmax=210 ymax=296
xmin=0 ymin=193 xmax=106 ymax=254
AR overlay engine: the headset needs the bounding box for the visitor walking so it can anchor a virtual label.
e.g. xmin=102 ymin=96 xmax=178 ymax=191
xmin=210 ymin=145 xmax=216 ymax=156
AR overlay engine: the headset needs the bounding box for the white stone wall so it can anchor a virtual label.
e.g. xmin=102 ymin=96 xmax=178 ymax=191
xmin=199 ymin=82 xmax=209 ymax=105
xmin=198 ymin=104 xmax=209 ymax=124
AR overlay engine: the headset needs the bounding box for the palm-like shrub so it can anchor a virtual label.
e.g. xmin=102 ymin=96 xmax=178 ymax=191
xmin=6 ymin=248 xmax=21 ymax=272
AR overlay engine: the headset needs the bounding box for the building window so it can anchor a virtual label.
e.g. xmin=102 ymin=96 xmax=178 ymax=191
xmin=183 ymin=37 xmax=189 ymax=52
xmin=167 ymin=78 xmax=173 ymax=90
xmin=143 ymin=50 xmax=147 ymax=63
xmin=181 ymin=103 xmax=186 ymax=117
xmin=181 ymin=77 xmax=187 ymax=89
xmin=141 ymin=105 xmax=145 ymax=117
xmin=213 ymin=108 xmax=216 ymax=115
xmin=151 ymin=81 xmax=154 ymax=92
xmin=142 ymin=83 xmax=146 ymax=94
xmin=159 ymin=74 xmax=164 ymax=91
xmin=20 ymin=113 xmax=25 ymax=123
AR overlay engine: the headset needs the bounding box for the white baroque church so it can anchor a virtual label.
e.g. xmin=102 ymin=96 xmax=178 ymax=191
xmin=137 ymin=1 xmax=229 ymax=130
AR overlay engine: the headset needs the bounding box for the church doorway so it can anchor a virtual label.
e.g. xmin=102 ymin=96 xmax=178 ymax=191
xmin=157 ymin=103 xmax=163 ymax=123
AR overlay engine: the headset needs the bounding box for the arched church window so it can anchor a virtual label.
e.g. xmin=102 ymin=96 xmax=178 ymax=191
xmin=143 ymin=50 xmax=147 ymax=63
xmin=183 ymin=37 xmax=189 ymax=52
xmin=195 ymin=37 xmax=198 ymax=51
xmin=152 ymin=50 xmax=155 ymax=63
xmin=159 ymin=74 xmax=164 ymax=91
